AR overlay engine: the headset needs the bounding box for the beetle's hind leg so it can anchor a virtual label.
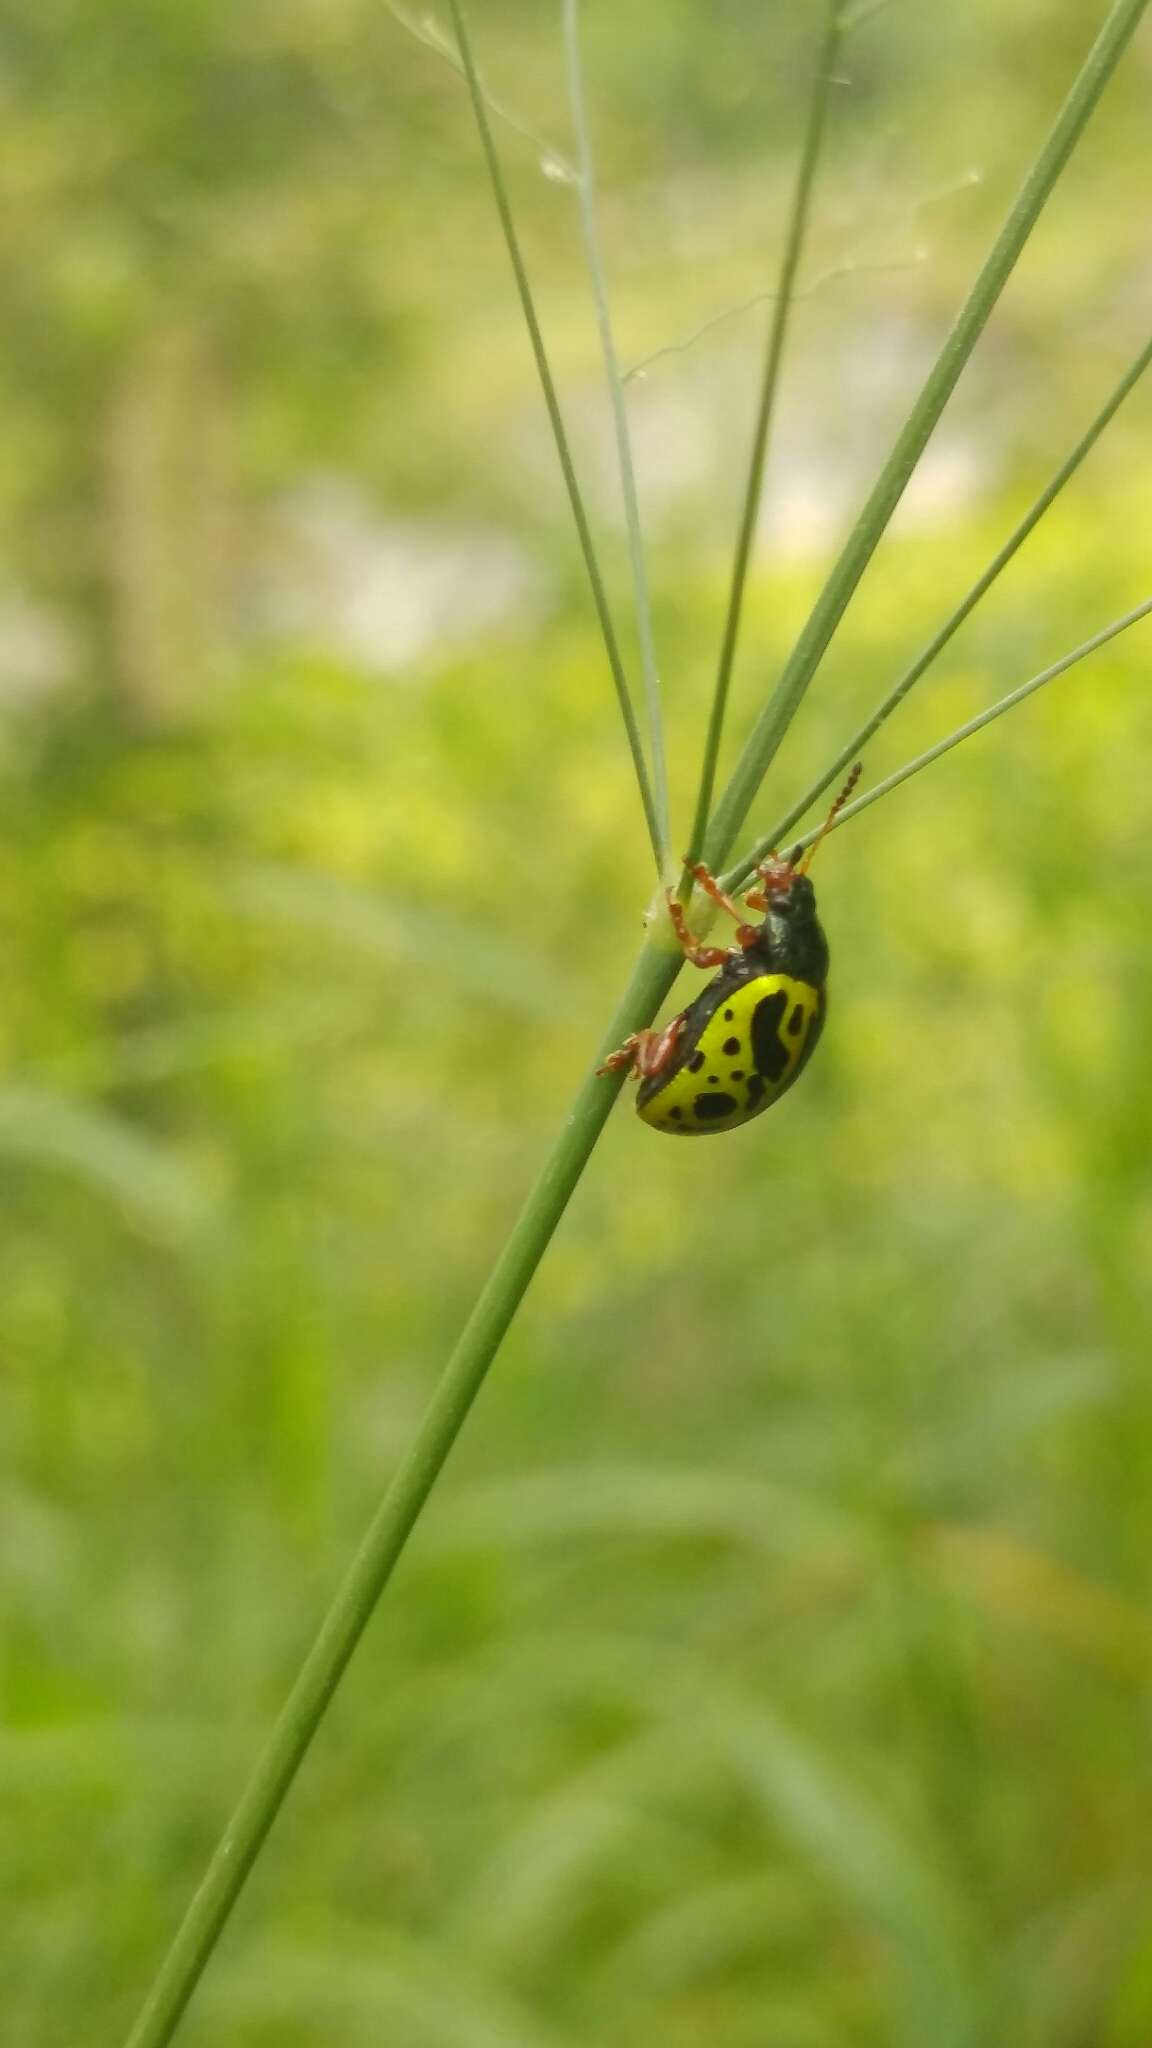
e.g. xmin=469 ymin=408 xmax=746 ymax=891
xmin=597 ymin=1016 xmax=684 ymax=1080
xmin=598 ymin=1034 xmax=642 ymax=1076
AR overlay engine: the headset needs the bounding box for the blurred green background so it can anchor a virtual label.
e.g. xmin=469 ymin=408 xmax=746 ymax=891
xmin=4 ymin=2 xmax=1152 ymax=2043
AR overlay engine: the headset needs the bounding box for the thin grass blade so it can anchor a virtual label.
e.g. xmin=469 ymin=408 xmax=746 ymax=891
xmin=702 ymin=0 xmax=1151 ymax=876
xmin=725 ymin=329 xmax=1152 ymax=889
xmin=118 ymin=932 xmax=686 ymax=2048
xmin=386 ymin=1 xmax=577 ymax=179
xmin=444 ymin=0 xmax=664 ymax=870
xmin=563 ymin=0 xmax=669 ymax=862
xmin=685 ymin=0 xmax=848 ymax=866
xmin=119 ymin=10 xmax=1149 ymax=2043
xmin=780 ymin=594 xmax=1152 ymax=856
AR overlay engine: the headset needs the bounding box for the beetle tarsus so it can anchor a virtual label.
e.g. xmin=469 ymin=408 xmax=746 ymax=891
xmin=667 ymin=892 xmax=732 ymax=970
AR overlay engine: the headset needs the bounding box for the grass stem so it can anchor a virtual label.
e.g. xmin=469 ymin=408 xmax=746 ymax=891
xmin=445 ymin=0 xmax=664 ymax=871
xmin=564 ymin=0 xmax=670 ymax=865
xmin=701 ymin=0 xmax=1150 ymax=876
xmin=120 ymin=5 xmax=1149 ymax=2040
xmin=685 ymin=0 xmax=846 ymax=866
xmin=779 ymin=594 xmax=1152 ymax=858
xmin=724 ymin=329 xmax=1152 ymax=890
xmin=122 ymin=922 xmax=688 ymax=2048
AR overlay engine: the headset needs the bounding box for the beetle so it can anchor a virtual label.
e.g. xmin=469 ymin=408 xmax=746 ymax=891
xmin=600 ymin=767 xmax=859 ymax=1136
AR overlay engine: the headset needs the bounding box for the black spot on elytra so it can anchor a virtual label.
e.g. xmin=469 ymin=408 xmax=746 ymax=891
xmin=730 ymin=1068 xmax=745 ymax=1081
xmin=694 ymin=1091 xmax=737 ymax=1121
xmin=788 ymin=1002 xmax=806 ymax=1037
xmin=724 ymin=1008 xmax=734 ymax=1020
xmin=722 ymin=1035 xmax=741 ymax=1056
xmin=687 ymin=1050 xmax=705 ymax=1073
xmin=746 ymin=1074 xmax=766 ymax=1107
xmin=751 ymin=990 xmax=790 ymax=1081
xmin=707 ymin=1074 xmax=719 ymax=1084
xmin=669 ymin=1106 xmax=684 ymax=1121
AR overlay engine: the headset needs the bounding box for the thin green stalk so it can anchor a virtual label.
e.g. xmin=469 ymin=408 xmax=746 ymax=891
xmin=723 ymin=328 xmax=1152 ymax=890
xmin=701 ymin=0 xmax=1150 ymax=875
xmin=779 ymin=594 xmax=1152 ymax=857
xmin=121 ymin=9 xmax=1148 ymax=2043
xmin=385 ymin=1 xmax=577 ymax=180
xmin=685 ymin=0 xmax=846 ymax=866
xmin=128 ymin=577 xmax=1152 ymax=2048
xmin=564 ymin=0 xmax=669 ymax=863
xmin=122 ymin=919 xmax=686 ymax=2048
xmin=445 ymin=0 xmax=663 ymax=872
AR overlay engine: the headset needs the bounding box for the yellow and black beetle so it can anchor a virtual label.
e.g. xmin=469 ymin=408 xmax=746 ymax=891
xmin=601 ymin=767 xmax=859 ymax=1136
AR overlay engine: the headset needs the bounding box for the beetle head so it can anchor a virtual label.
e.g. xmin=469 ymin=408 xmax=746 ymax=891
xmin=744 ymin=858 xmax=815 ymax=917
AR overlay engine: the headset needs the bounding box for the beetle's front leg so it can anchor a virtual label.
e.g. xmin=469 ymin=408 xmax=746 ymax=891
xmin=666 ymin=892 xmax=732 ymax=970
xmin=683 ymin=861 xmax=761 ymax=949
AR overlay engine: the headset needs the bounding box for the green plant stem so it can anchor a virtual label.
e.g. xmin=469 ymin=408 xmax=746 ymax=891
xmin=125 ymin=571 xmax=1152 ymax=2048
xmin=445 ymin=0 xmax=663 ymax=872
xmin=685 ymin=0 xmax=846 ymax=867
xmin=122 ymin=920 xmax=686 ymax=2048
xmin=564 ymin=0 xmax=669 ymax=863
xmin=777 ymin=594 xmax=1152 ymax=858
xmin=385 ymin=1 xmax=577 ymax=180
xmin=723 ymin=329 xmax=1152 ymax=890
xmin=700 ymin=0 xmax=1150 ymax=876
xmin=121 ymin=5 xmax=1149 ymax=2041
xmin=124 ymin=592 xmax=1151 ymax=2048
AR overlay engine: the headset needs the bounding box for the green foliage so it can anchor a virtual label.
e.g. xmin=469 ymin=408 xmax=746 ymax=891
xmin=5 ymin=496 xmax=1152 ymax=2045
xmin=1 ymin=2 xmax=1150 ymax=2044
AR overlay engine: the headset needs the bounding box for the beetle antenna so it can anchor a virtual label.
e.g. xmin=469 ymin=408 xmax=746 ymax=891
xmin=795 ymin=762 xmax=863 ymax=874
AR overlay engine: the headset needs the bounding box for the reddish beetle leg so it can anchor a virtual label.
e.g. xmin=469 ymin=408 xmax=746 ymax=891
xmin=682 ymin=861 xmax=761 ymax=950
xmin=599 ymin=856 xmax=761 ymax=1081
xmin=665 ymin=894 xmax=731 ymax=970
xmin=597 ymin=1015 xmax=685 ymax=1081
